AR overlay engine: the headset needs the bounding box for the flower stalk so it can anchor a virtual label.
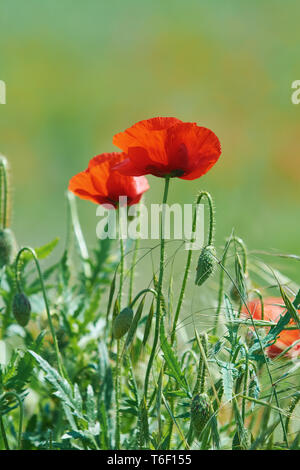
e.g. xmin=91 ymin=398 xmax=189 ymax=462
xmin=144 ymin=177 xmax=170 ymax=400
xmin=171 ymin=191 xmax=215 ymax=345
xmin=14 ymin=247 xmax=65 ymax=378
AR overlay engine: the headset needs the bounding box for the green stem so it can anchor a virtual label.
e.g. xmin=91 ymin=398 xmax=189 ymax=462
xmin=118 ymin=214 xmax=125 ymax=309
xmin=240 ymin=345 xmax=249 ymax=424
xmin=0 ymin=156 xmax=9 ymax=229
xmin=15 ymin=247 xmax=65 ymax=378
xmin=0 ymin=415 xmax=9 ymax=450
xmin=115 ymin=339 xmax=121 ymax=449
xmin=2 ymin=392 xmax=23 ymax=449
xmin=130 ymin=288 xmax=157 ymax=308
xmin=171 ymin=191 xmax=214 ymax=345
xmin=251 ymin=289 xmax=264 ymax=321
xmin=129 ymin=238 xmax=140 ymax=303
xmin=129 ymin=203 xmax=141 ymax=303
xmin=66 ymin=191 xmax=91 ymax=279
xmin=219 ymin=262 xmax=289 ymax=448
xmin=285 ymin=393 xmax=300 ymax=435
xmin=193 ymin=333 xmax=208 ymax=395
xmin=213 ymin=236 xmax=247 ymax=336
xmin=115 ymin=215 xmax=125 ymax=449
xmin=144 ymin=177 xmax=170 ymax=400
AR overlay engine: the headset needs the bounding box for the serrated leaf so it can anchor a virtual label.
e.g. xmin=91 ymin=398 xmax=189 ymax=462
xmin=23 ymin=238 xmax=59 ymax=262
xmin=74 ymin=383 xmax=83 ymax=415
xmin=86 ymin=384 xmax=97 ymax=424
xmin=219 ymin=361 xmax=235 ymax=402
xmin=29 ymin=350 xmax=84 ymax=420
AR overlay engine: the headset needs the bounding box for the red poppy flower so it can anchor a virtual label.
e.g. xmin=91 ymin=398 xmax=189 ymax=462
xmin=242 ymin=297 xmax=300 ymax=358
xmin=69 ymin=152 xmax=149 ymax=208
xmin=112 ymin=117 xmax=221 ymax=180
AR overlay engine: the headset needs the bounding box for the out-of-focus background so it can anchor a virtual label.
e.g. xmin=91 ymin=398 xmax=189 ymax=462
xmin=1 ymin=1 xmax=299 ymax=281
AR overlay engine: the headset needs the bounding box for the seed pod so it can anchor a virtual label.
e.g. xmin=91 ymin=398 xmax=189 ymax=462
xmin=190 ymin=393 xmax=211 ymax=435
xmin=113 ymin=307 xmax=133 ymax=339
xmin=195 ymin=245 xmax=216 ymax=286
xmin=12 ymin=292 xmax=31 ymax=327
xmin=0 ymin=228 xmax=16 ymax=268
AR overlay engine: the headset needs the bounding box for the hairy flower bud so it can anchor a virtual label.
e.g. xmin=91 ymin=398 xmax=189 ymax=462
xmin=0 ymin=228 xmax=16 ymax=268
xmin=195 ymin=245 xmax=216 ymax=286
xmin=190 ymin=393 xmax=211 ymax=435
xmin=12 ymin=292 xmax=31 ymax=327
xmin=230 ymin=284 xmax=240 ymax=303
xmin=113 ymin=307 xmax=133 ymax=339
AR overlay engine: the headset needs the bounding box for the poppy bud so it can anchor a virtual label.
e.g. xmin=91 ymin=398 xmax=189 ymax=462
xmin=230 ymin=273 xmax=250 ymax=303
xmin=195 ymin=245 xmax=216 ymax=286
xmin=230 ymin=284 xmax=240 ymax=303
xmin=12 ymin=292 xmax=31 ymax=327
xmin=0 ymin=228 xmax=16 ymax=268
xmin=190 ymin=393 xmax=211 ymax=435
xmin=113 ymin=307 xmax=133 ymax=339
xmin=245 ymin=328 xmax=255 ymax=348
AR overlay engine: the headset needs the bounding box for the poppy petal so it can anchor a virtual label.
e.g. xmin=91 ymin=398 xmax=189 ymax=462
xmin=113 ymin=117 xmax=182 ymax=154
xmin=112 ymin=117 xmax=221 ymax=180
xmin=69 ymin=152 xmax=149 ymax=208
xmin=165 ymin=123 xmax=221 ymax=179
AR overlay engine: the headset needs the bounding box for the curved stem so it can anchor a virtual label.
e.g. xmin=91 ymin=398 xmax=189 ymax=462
xmin=15 ymin=247 xmax=65 ymax=378
xmin=251 ymin=289 xmax=264 ymax=321
xmin=130 ymin=288 xmax=157 ymax=308
xmin=144 ymin=177 xmax=170 ymax=400
xmin=213 ymin=236 xmax=247 ymax=336
xmin=171 ymin=191 xmax=214 ymax=345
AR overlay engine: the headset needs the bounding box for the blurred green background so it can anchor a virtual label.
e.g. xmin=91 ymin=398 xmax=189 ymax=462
xmin=0 ymin=0 xmax=299 ymax=280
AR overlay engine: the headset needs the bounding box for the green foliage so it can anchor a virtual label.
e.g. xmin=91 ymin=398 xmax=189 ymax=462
xmin=0 ymin=195 xmax=299 ymax=450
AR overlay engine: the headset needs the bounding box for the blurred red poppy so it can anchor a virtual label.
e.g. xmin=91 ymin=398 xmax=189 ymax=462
xmin=242 ymin=297 xmax=300 ymax=358
xmin=112 ymin=117 xmax=221 ymax=180
xmin=69 ymin=152 xmax=149 ymax=208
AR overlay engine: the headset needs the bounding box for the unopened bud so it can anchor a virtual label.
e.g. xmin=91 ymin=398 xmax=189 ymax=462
xmin=190 ymin=393 xmax=211 ymax=435
xmin=113 ymin=307 xmax=133 ymax=339
xmin=230 ymin=284 xmax=240 ymax=303
xmin=12 ymin=292 xmax=31 ymax=327
xmin=195 ymin=245 xmax=216 ymax=286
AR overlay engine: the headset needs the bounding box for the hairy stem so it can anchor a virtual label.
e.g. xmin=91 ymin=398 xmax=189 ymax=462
xmin=171 ymin=191 xmax=214 ymax=345
xmin=15 ymin=247 xmax=65 ymax=378
xmin=213 ymin=236 xmax=247 ymax=335
xmin=144 ymin=177 xmax=170 ymax=400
